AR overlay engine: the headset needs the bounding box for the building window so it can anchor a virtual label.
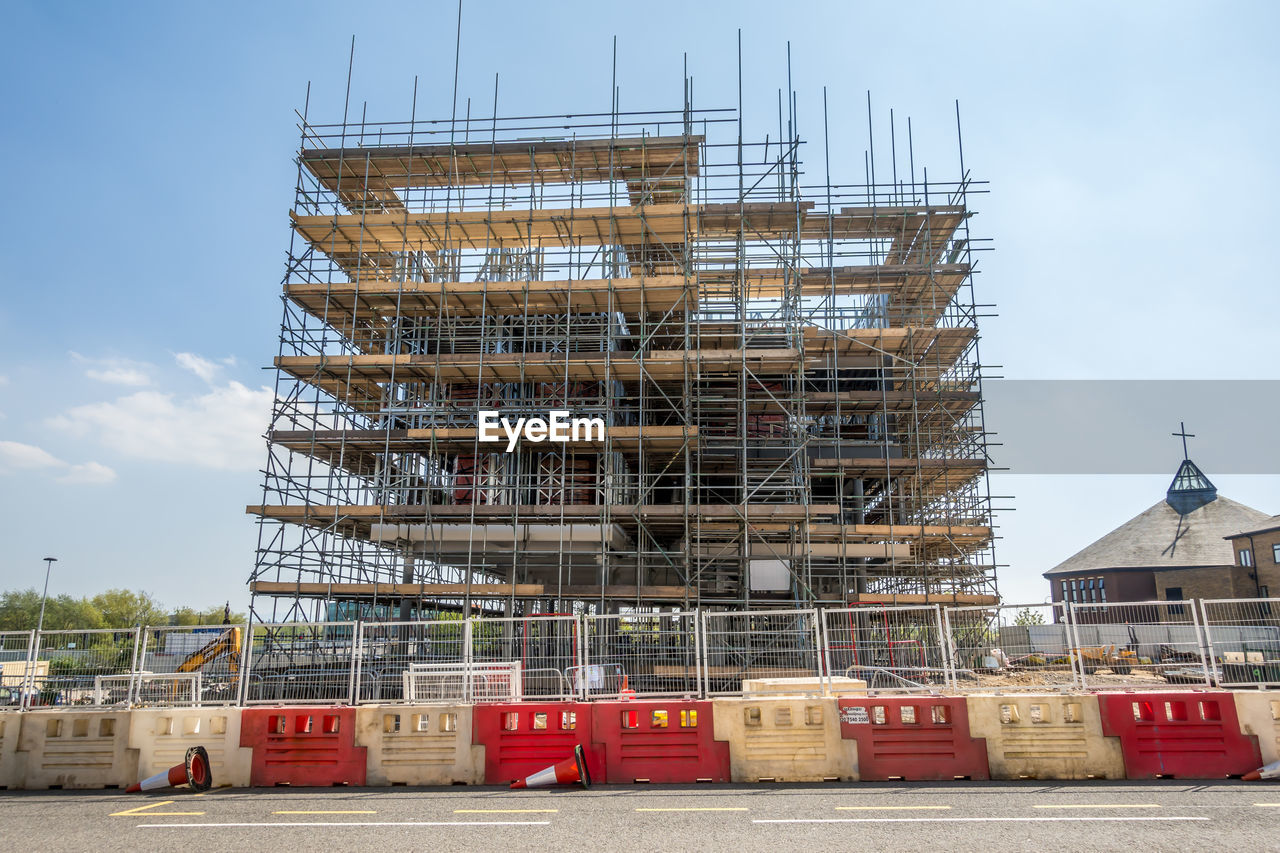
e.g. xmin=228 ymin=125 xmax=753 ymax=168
xmin=1273 ymin=544 xmax=1280 ymax=564
xmin=1099 ymin=579 xmax=1107 ymax=602
xmin=1166 ymin=586 xmax=1184 ymax=615
xmin=1060 ymin=581 xmax=1067 ymax=601
xmin=1262 ymin=587 xmax=1272 ymax=616
xmin=1241 ymin=549 xmax=1253 ymax=567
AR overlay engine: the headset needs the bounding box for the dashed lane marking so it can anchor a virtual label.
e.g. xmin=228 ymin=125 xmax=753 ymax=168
xmin=111 ymin=801 xmax=206 ymax=817
xmin=1034 ymin=804 xmax=1161 ymax=809
xmin=138 ymin=821 xmax=551 ymax=828
xmin=754 ymin=817 xmax=1208 ymax=825
xmin=635 ymin=807 xmax=749 ymax=812
xmin=836 ymin=806 xmax=952 ymax=811
xmin=454 ymin=809 xmax=559 ymax=813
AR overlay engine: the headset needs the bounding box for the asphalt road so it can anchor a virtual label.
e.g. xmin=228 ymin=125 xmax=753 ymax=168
xmin=2 ymin=781 xmax=1277 ymax=852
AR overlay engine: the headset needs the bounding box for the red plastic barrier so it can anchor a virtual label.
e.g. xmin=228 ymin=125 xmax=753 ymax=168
xmin=838 ymin=697 xmax=989 ymax=780
xmin=239 ymin=707 xmax=367 ymax=787
xmin=590 ymin=700 xmax=729 ymax=783
xmin=1097 ymin=692 xmax=1261 ymax=778
xmin=472 ymin=703 xmax=605 ymax=785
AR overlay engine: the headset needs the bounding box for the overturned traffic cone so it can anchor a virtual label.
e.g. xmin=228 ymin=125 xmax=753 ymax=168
xmin=510 ymin=743 xmax=591 ymax=790
xmin=1243 ymin=758 xmax=1280 ymax=781
xmin=128 ymin=745 xmax=213 ymax=793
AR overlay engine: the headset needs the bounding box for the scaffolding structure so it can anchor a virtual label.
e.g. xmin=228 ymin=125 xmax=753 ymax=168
xmin=247 ymin=65 xmax=998 ymax=625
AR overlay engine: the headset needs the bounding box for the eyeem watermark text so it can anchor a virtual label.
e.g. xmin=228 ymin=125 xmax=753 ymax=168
xmin=478 ymin=410 xmax=605 ymax=452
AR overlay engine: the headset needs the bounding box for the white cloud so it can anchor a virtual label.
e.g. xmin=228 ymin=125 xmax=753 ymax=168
xmin=86 ymin=366 xmax=151 ymax=386
xmin=60 ymin=461 xmax=118 ymax=485
xmin=50 ymin=378 xmax=272 ymax=471
xmin=0 ymin=440 xmax=63 ymax=469
xmin=0 ymin=439 xmax=116 ymax=485
xmin=175 ymin=352 xmax=223 ymax=383
xmin=70 ymin=353 xmax=152 ymax=386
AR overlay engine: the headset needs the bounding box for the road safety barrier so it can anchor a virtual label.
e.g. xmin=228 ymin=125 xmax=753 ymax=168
xmin=0 ymin=713 xmax=22 ymax=788
xmin=1233 ymin=691 xmax=1280 ymax=765
xmin=471 ymin=702 xmax=603 ymax=785
xmin=239 ymin=707 xmax=367 ymax=786
xmin=128 ymin=708 xmax=252 ymax=788
xmin=591 ymin=700 xmax=728 ymax=783
xmin=837 ymin=696 xmax=989 ymax=780
xmin=355 ymin=704 xmax=482 ymax=785
xmin=712 ymin=697 xmax=855 ymax=782
xmin=1097 ymin=691 xmax=1262 ymax=778
xmin=965 ymin=694 xmax=1124 ymax=779
xmin=16 ymin=710 xmax=137 ymax=789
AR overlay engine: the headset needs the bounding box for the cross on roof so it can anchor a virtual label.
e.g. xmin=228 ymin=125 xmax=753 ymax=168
xmin=1172 ymin=421 xmax=1196 ymax=460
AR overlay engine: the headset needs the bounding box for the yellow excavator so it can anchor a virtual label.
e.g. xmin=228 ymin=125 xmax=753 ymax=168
xmin=176 ymin=625 xmax=242 ymax=676
xmin=1071 ymin=624 xmax=1141 ymax=676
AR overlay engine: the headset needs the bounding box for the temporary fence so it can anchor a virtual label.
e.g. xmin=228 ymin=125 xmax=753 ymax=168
xmin=1 ymin=631 xmax=35 ymax=708
xmin=702 ymin=609 xmax=823 ymax=696
xmin=24 ymin=628 xmax=141 ymax=709
xmin=241 ymin=621 xmax=358 ymax=705
xmin=1066 ymin=601 xmax=1211 ymax=689
xmin=582 ymin=611 xmax=700 ymax=698
xmin=1200 ymin=598 xmax=1280 ymax=687
xmin=944 ymin=602 xmax=1078 ymax=692
xmin=823 ymin=605 xmax=949 ymax=692
xmin=7 ymin=598 xmax=1280 ymax=709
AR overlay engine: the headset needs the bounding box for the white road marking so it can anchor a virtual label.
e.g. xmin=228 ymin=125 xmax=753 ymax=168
xmin=754 ymin=817 xmax=1208 ymax=825
xmin=836 ymin=806 xmax=952 ymax=811
xmin=1034 ymin=804 xmax=1160 ymax=809
xmin=636 ymin=807 xmax=749 ymax=812
xmin=138 ymin=821 xmax=551 ymax=828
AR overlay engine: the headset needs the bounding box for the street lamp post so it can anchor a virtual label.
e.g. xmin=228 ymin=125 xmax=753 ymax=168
xmin=36 ymin=557 xmax=57 ymax=635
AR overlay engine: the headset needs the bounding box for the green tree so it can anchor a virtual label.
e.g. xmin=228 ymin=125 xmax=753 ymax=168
xmin=1013 ymin=608 xmax=1046 ymax=626
xmin=91 ymin=589 xmax=167 ymax=628
xmin=171 ymin=603 xmax=246 ymax=625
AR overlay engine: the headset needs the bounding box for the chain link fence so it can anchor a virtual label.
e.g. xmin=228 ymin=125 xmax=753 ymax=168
xmin=1 ymin=630 xmax=35 ymax=708
xmin=136 ymin=625 xmax=245 ymax=706
xmin=469 ymin=615 xmax=579 ymax=700
xmin=357 ymin=619 xmax=467 ymax=703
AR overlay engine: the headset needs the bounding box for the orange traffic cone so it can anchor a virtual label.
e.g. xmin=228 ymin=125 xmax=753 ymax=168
xmin=1244 ymin=758 xmax=1280 ymax=781
xmin=128 ymin=746 xmax=213 ymax=793
xmin=619 ymin=675 xmax=636 ymax=702
xmin=510 ymin=743 xmax=591 ymax=790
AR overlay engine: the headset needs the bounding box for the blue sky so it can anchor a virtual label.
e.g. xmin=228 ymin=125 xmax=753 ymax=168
xmin=0 ymin=0 xmax=1276 ymax=611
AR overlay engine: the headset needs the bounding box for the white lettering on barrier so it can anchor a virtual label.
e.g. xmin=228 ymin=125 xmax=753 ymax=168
xmin=478 ymin=410 xmax=605 ymax=452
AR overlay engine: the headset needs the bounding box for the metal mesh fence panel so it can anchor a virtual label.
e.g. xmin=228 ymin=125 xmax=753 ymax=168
xmin=0 ymin=631 xmax=34 ymax=709
xmin=28 ymin=629 xmax=140 ymax=708
xmin=943 ymin=603 xmax=1076 ymax=691
xmin=136 ymin=625 xmax=245 ymax=706
xmin=1067 ymin=601 xmax=1210 ymax=689
xmin=582 ymin=611 xmax=700 ymax=698
xmin=357 ymin=619 xmax=468 ymax=703
xmin=469 ymin=615 xmax=579 ymax=700
xmin=242 ymin=622 xmax=357 ymax=705
xmin=701 ymin=609 xmax=822 ymax=696
xmin=1201 ymin=598 xmax=1280 ymax=687
xmin=821 ymin=605 xmax=949 ymax=692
